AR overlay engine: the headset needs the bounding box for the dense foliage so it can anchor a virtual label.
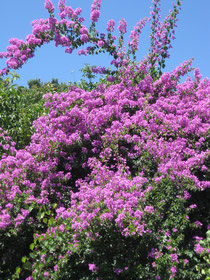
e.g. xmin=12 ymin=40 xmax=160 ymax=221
xmin=0 ymin=76 xmax=44 ymax=153
xmin=0 ymin=0 xmax=209 ymax=279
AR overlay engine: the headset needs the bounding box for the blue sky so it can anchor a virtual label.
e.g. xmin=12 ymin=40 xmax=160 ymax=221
xmin=0 ymin=0 xmax=209 ymax=86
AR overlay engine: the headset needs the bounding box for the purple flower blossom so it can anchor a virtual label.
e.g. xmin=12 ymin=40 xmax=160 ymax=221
xmin=88 ymin=263 xmax=98 ymax=272
xmin=193 ymin=236 xmax=203 ymax=241
xmin=114 ymin=268 xmax=123 ymax=275
xmin=97 ymin=40 xmax=105 ymax=47
xmin=6 ymin=203 xmax=13 ymax=209
xmin=80 ymin=26 xmax=88 ymax=34
xmin=144 ymin=206 xmax=154 ymax=213
xmin=74 ymin=8 xmax=82 ymax=17
xmin=194 ymin=220 xmax=203 ymax=228
xmin=43 ymin=271 xmax=49 ymax=277
xmin=65 ymin=47 xmax=73 ymax=54
xmin=59 ymin=224 xmax=65 ymax=232
xmin=171 ymin=266 xmax=177 ymax=275
xmin=107 ymin=76 xmax=116 ymax=82
xmin=184 ymin=259 xmax=189 ymax=265
xmin=194 ymin=243 xmax=204 ymax=254
xmin=58 ymin=0 xmax=66 ymax=12
xmin=54 ymin=265 xmax=58 ymax=271
xmin=78 ymin=49 xmax=88 ymax=55
xmin=170 ymin=253 xmax=179 ymax=263
xmin=189 ymin=204 xmax=197 ymax=209
xmin=80 ymin=34 xmax=89 ymax=43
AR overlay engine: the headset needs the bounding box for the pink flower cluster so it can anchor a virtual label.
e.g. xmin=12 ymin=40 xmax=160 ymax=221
xmin=56 ymin=161 xmax=149 ymax=236
xmin=129 ymin=17 xmax=148 ymax=53
xmin=106 ymin=19 xmax=115 ymax=32
xmin=148 ymin=0 xmax=181 ymax=73
xmin=118 ymin=18 xmax=127 ymax=34
xmin=90 ymin=0 xmax=102 ymax=22
xmin=91 ymin=66 xmax=106 ymax=74
xmin=45 ymin=0 xmax=55 ymax=13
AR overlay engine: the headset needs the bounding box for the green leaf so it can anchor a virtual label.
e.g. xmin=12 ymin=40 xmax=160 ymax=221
xmin=43 ymin=218 xmax=48 ymax=224
xmin=16 ymin=266 xmax=21 ymax=273
xmin=30 ymin=243 xmax=35 ymax=250
xmin=53 ymin=203 xmax=57 ymax=209
xmin=23 ymin=262 xmax=31 ymax=270
xmin=28 ymin=205 xmax=34 ymax=212
xmin=48 ymin=217 xmax=54 ymax=226
xmin=40 ymin=212 xmax=45 ymax=219
xmin=22 ymin=256 xmax=27 ymax=263
xmin=45 ymin=209 xmax=51 ymax=215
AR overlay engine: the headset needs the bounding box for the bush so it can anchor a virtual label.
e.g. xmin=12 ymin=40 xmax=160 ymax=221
xmin=0 ymin=0 xmax=209 ymax=279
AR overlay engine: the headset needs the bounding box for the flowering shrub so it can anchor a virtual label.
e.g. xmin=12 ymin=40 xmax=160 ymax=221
xmin=0 ymin=0 xmax=209 ymax=280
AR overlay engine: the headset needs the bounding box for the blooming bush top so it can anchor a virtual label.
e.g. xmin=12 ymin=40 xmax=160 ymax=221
xmin=0 ymin=61 xmax=209 ymax=279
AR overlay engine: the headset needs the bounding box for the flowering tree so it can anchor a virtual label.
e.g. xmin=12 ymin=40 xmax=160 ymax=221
xmin=0 ymin=0 xmax=209 ymax=280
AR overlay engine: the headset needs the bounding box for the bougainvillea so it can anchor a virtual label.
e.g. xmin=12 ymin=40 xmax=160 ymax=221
xmin=0 ymin=0 xmax=209 ymax=280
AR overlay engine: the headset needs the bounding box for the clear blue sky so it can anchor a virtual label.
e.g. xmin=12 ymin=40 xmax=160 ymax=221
xmin=0 ymin=0 xmax=209 ymax=86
